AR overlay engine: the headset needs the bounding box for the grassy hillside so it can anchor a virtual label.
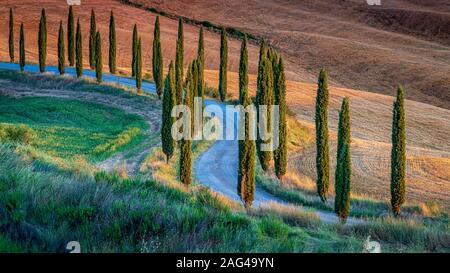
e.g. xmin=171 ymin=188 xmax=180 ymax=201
xmin=1 ymin=142 xmax=448 ymax=253
xmin=0 ymin=96 xmax=148 ymax=162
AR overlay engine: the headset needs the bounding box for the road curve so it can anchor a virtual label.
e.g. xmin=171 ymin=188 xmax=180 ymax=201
xmin=0 ymin=62 xmax=361 ymax=224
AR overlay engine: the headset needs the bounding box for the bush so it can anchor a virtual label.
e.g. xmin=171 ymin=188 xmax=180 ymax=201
xmin=202 ymin=21 xmax=214 ymax=29
xmin=204 ymin=85 xmax=219 ymax=99
xmin=0 ymin=124 xmax=36 ymax=144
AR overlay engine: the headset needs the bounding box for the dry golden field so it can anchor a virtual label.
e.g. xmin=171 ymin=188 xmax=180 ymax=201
xmin=0 ymin=0 xmax=260 ymax=82
xmin=130 ymin=0 xmax=450 ymax=109
xmin=208 ymin=72 xmax=450 ymax=211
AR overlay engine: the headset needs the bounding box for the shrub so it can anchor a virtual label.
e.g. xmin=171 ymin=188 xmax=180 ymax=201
xmin=204 ymin=85 xmax=219 ymax=99
xmin=0 ymin=124 xmax=36 ymax=144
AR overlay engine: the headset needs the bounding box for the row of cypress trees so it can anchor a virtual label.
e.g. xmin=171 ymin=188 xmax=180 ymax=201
xmin=7 ymin=8 xmax=406 ymax=216
xmin=314 ymin=69 xmax=407 ymax=221
xmin=253 ymin=41 xmax=288 ymax=183
xmin=7 ymin=8 xmax=26 ymax=72
xmin=160 ymin=19 xmax=207 ymax=188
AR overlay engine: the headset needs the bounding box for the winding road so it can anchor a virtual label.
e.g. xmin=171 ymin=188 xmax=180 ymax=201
xmin=0 ymin=62 xmax=360 ymax=224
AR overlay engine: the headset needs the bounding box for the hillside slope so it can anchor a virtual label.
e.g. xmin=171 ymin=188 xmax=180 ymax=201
xmin=127 ymin=0 xmax=450 ymax=109
xmin=0 ymin=0 xmax=260 ymax=86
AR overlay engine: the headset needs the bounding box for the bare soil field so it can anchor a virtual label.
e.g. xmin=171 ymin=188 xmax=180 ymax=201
xmin=128 ymin=0 xmax=450 ymax=109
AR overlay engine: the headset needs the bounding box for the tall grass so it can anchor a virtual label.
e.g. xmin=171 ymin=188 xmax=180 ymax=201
xmin=0 ymin=92 xmax=148 ymax=162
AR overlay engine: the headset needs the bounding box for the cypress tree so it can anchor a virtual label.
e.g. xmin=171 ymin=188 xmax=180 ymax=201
xmin=237 ymin=36 xmax=256 ymax=209
xmin=184 ymin=62 xmax=194 ymax=134
xmin=191 ymin=60 xmax=198 ymax=94
xmin=197 ymin=27 xmax=205 ymax=110
xmin=256 ymin=56 xmax=274 ymax=172
xmin=218 ymin=28 xmax=228 ymax=102
xmin=257 ymin=41 xmax=267 ymax=96
xmin=132 ymin=24 xmax=138 ymax=77
xmin=175 ymin=18 xmax=184 ymax=105
xmin=67 ymin=6 xmax=75 ymax=66
xmin=391 ymin=86 xmax=406 ymax=216
xmin=152 ymin=16 xmax=163 ymax=99
xmin=334 ymin=98 xmax=352 ymax=223
xmin=315 ymin=69 xmax=330 ymax=202
xmin=136 ymin=38 xmax=142 ymax=90
xmin=179 ymin=62 xmax=193 ymax=188
xmin=89 ymin=9 xmax=96 ymax=69
xmin=75 ymin=18 xmax=83 ymax=78
xmin=196 ymin=60 xmax=204 ymax=128
xmin=9 ymin=8 xmax=14 ymax=62
xmin=38 ymin=8 xmax=47 ymax=73
xmin=19 ymin=23 xmax=25 ymax=72
xmin=162 ymin=62 xmax=176 ymax=162
xmin=109 ymin=11 xmax=117 ymax=74
xmin=95 ymin=31 xmax=102 ymax=83
xmin=58 ymin=21 xmax=65 ymax=75
xmin=274 ymin=57 xmax=287 ymax=181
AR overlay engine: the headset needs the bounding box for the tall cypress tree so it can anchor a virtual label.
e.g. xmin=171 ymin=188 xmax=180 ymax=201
xmin=75 ymin=18 xmax=83 ymax=78
xmin=315 ymin=69 xmax=330 ymax=202
xmin=197 ymin=27 xmax=205 ymax=109
xmin=19 ymin=23 xmax=25 ymax=72
xmin=67 ymin=6 xmax=75 ymax=66
xmin=162 ymin=62 xmax=176 ymax=162
xmin=185 ymin=62 xmax=193 ymax=132
xmin=9 ymin=8 xmax=14 ymax=62
xmin=179 ymin=62 xmax=193 ymax=188
xmin=219 ymin=28 xmax=228 ymax=102
xmin=109 ymin=11 xmax=117 ymax=74
xmin=237 ymin=36 xmax=256 ymax=209
xmin=152 ymin=16 xmax=163 ymax=99
xmin=257 ymin=41 xmax=267 ymax=96
xmin=175 ymin=19 xmax=184 ymax=105
xmin=391 ymin=86 xmax=406 ymax=216
xmin=58 ymin=21 xmax=65 ymax=75
xmin=196 ymin=60 xmax=204 ymax=128
xmin=95 ymin=31 xmax=102 ymax=83
xmin=89 ymin=9 xmax=96 ymax=69
xmin=274 ymin=57 xmax=287 ymax=181
xmin=335 ymin=98 xmax=352 ymax=223
xmin=256 ymin=56 xmax=274 ymax=172
xmin=136 ymin=38 xmax=142 ymax=90
xmin=132 ymin=24 xmax=138 ymax=77
xmin=38 ymin=9 xmax=47 ymax=73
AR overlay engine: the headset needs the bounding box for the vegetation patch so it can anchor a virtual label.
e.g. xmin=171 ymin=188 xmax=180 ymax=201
xmin=0 ymin=96 xmax=148 ymax=162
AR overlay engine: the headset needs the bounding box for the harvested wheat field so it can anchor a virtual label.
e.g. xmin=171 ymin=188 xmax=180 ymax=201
xmin=210 ymin=72 xmax=450 ymax=210
xmin=129 ymin=0 xmax=450 ymax=109
xmin=0 ymin=0 xmax=260 ymax=80
xmin=287 ymin=83 xmax=450 ymax=211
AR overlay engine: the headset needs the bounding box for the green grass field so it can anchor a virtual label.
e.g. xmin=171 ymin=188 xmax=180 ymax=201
xmin=0 ymin=96 xmax=148 ymax=162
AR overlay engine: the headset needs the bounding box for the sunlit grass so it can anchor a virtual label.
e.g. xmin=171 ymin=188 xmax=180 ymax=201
xmin=0 ymin=96 xmax=148 ymax=162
